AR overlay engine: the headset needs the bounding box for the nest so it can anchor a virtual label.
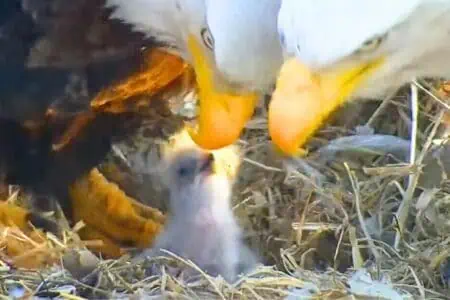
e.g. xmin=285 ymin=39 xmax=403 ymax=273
xmin=2 ymin=79 xmax=450 ymax=299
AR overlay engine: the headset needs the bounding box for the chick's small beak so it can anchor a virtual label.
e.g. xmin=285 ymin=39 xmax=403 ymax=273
xmin=269 ymin=57 xmax=384 ymax=156
xmin=186 ymin=35 xmax=259 ymax=150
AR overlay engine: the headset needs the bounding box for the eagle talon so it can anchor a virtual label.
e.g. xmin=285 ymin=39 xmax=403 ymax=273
xmin=0 ymin=167 xmax=166 ymax=262
xmin=69 ymin=168 xmax=165 ymax=258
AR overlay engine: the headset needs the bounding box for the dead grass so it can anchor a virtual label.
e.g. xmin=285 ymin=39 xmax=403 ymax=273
xmin=2 ymin=79 xmax=450 ymax=299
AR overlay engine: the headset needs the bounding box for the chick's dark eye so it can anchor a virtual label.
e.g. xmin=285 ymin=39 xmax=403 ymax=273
xmin=178 ymin=166 xmax=189 ymax=177
xmin=201 ymin=27 xmax=214 ymax=50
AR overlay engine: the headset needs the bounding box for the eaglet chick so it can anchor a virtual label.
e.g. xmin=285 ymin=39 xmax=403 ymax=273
xmin=135 ymin=148 xmax=258 ymax=283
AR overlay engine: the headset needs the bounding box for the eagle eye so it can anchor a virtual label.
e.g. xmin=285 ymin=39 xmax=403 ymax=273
xmin=201 ymin=27 xmax=215 ymax=50
xmin=357 ymin=34 xmax=387 ymax=54
xmin=178 ymin=166 xmax=189 ymax=177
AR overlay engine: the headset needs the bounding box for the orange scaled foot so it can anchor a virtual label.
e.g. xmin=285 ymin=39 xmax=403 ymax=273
xmin=69 ymin=168 xmax=165 ymax=258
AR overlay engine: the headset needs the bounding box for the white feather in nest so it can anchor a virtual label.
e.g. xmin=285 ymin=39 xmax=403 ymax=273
xmin=285 ymin=270 xmax=410 ymax=300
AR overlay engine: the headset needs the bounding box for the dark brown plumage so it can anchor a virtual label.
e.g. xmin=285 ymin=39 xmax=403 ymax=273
xmin=0 ymin=0 xmax=193 ymax=256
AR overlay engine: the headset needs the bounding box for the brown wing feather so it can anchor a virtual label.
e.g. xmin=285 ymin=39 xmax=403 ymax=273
xmin=0 ymin=0 xmax=192 ymax=218
xmin=22 ymin=0 xmax=151 ymax=68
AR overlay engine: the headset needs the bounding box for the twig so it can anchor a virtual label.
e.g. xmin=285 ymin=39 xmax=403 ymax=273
xmin=394 ymin=82 xmax=444 ymax=250
xmin=366 ymin=89 xmax=398 ymax=127
xmin=408 ymin=266 xmax=426 ymax=300
xmin=413 ymin=80 xmax=450 ymax=110
xmin=344 ymin=163 xmax=381 ymax=262
xmin=160 ymin=250 xmax=227 ymax=300
xmin=243 ymin=158 xmax=283 ymax=172
xmin=394 ymin=82 xmax=418 ymax=250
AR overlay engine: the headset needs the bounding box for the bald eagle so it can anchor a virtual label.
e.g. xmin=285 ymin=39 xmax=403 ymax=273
xmin=271 ymin=0 xmax=450 ymax=155
xmin=108 ymin=1 xmax=450 ymax=158
xmin=0 ymin=0 xmax=192 ymax=258
xmin=107 ymin=0 xmax=284 ymax=149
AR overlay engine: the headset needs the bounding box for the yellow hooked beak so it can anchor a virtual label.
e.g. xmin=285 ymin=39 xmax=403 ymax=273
xmin=269 ymin=57 xmax=384 ymax=156
xmin=186 ymin=35 xmax=259 ymax=150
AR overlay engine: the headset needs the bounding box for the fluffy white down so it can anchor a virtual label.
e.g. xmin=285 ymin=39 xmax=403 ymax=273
xmin=278 ymin=0 xmax=450 ymax=98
